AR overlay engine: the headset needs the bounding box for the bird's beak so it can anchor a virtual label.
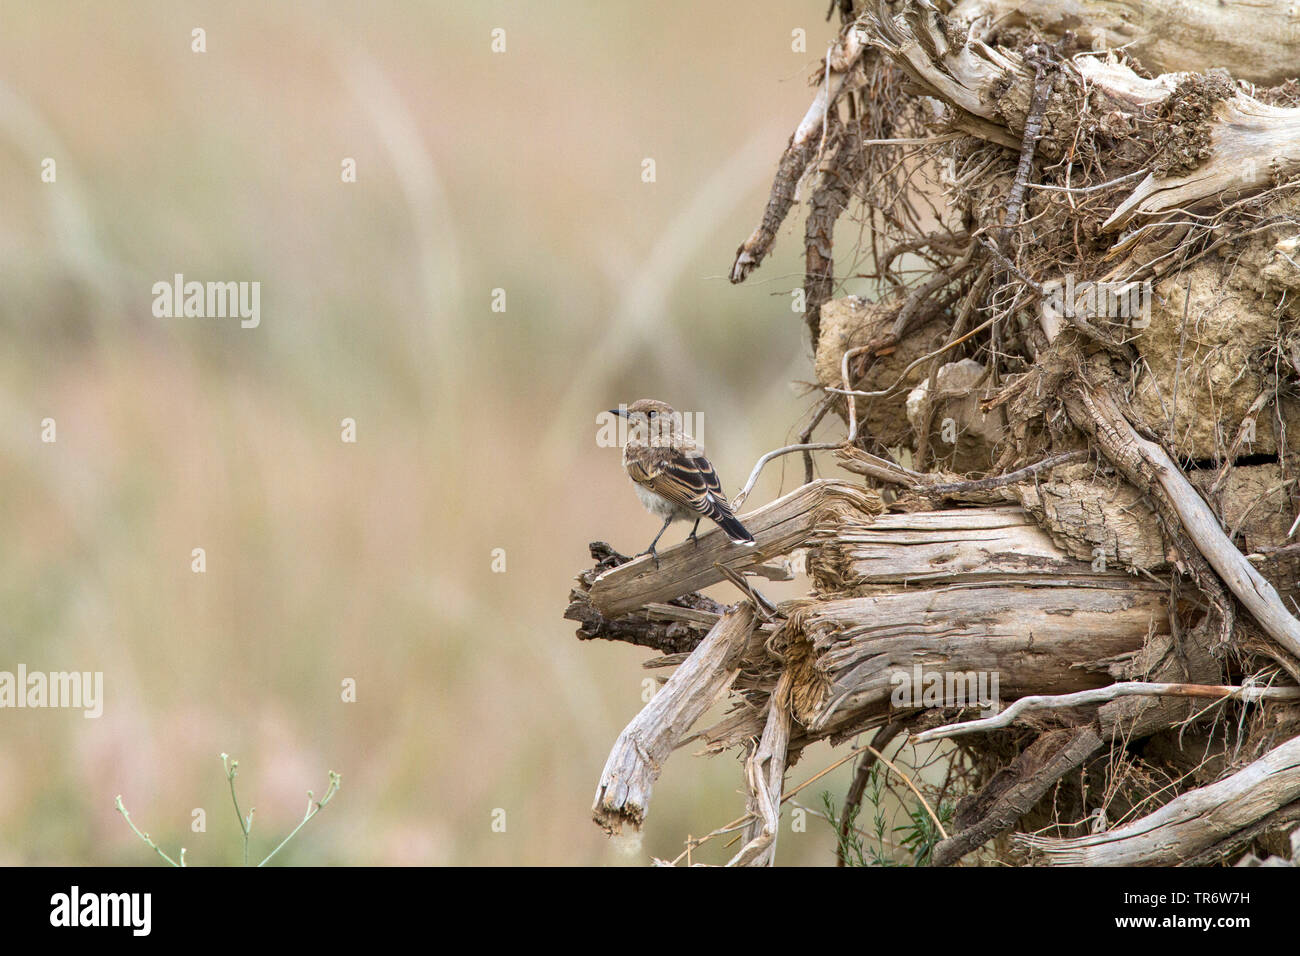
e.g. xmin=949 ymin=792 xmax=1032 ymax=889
xmin=608 ymin=407 xmax=628 ymax=418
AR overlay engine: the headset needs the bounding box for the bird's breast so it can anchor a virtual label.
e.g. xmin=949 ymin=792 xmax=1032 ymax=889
xmin=632 ymin=480 xmax=689 ymax=519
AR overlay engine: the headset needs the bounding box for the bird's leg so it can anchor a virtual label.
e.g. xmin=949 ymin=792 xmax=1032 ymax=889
xmin=687 ymin=518 xmax=701 ymax=547
xmin=636 ymin=516 xmax=673 ymax=569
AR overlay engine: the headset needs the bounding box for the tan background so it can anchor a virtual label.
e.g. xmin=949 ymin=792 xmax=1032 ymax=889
xmin=0 ymin=1 xmax=879 ymax=865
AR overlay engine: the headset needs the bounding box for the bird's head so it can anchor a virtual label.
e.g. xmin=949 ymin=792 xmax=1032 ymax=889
xmin=609 ymin=398 xmax=681 ymax=444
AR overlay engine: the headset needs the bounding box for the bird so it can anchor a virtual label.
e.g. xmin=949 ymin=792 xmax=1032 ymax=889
xmin=609 ymin=399 xmax=756 ymax=566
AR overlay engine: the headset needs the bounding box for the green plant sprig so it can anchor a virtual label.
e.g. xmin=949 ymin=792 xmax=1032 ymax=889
xmin=116 ymin=753 xmax=340 ymax=865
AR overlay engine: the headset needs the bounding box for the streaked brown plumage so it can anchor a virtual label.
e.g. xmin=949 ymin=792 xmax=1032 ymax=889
xmin=610 ymin=399 xmax=754 ymax=565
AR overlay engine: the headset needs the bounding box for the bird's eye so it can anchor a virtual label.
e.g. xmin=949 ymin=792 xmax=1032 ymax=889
xmin=647 ymin=410 xmax=657 ymax=419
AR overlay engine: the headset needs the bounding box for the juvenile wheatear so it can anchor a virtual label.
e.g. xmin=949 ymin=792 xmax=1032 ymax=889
xmin=609 ymin=399 xmax=756 ymax=566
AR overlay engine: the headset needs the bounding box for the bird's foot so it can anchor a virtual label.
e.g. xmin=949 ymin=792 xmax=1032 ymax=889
xmin=634 ymin=546 xmax=661 ymax=569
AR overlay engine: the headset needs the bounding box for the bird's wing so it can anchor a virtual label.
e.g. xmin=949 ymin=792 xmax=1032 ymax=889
xmin=627 ymin=447 xmax=734 ymax=522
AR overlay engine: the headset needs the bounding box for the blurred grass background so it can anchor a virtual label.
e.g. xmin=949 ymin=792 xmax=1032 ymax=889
xmin=0 ymin=0 xmax=892 ymax=865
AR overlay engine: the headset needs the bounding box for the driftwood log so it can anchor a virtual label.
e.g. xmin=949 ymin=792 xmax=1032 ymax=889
xmin=949 ymin=0 xmax=1300 ymax=86
xmin=590 ymin=604 xmax=758 ymax=836
xmin=570 ymin=480 xmax=1189 ymax=861
xmin=1019 ymin=735 xmax=1300 ymax=865
xmin=569 ymin=0 xmax=1300 ymax=866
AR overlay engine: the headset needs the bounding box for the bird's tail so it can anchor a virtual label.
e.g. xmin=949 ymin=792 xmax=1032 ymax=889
xmin=715 ymin=512 xmax=756 ymax=546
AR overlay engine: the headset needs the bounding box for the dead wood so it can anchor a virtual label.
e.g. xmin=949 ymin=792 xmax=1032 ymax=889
xmin=585 ymin=479 xmax=878 ymax=618
xmin=805 ymin=122 xmax=872 ymax=340
xmin=783 ymin=584 xmax=1168 ymax=735
xmin=1062 ymin=370 xmax=1300 ymax=664
xmin=933 ymin=727 xmax=1103 ymax=867
xmin=730 ymin=25 xmax=870 ymax=287
xmin=919 ymin=682 xmax=1300 ymax=742
xmin=591 ymin=603 xmax=757 ymax=835
xmin=1019 ymin=735 xmax=1300 ymax=865
xmin=807 ymin=502 xmax=1158 ymax=592
xmin=865 ymin=0 xmax=1300 ymax=230
xmin=729 ymin=670 xmax=795 ymax=866
xmin=951 ymin=0 xmax=1300 ymax=86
